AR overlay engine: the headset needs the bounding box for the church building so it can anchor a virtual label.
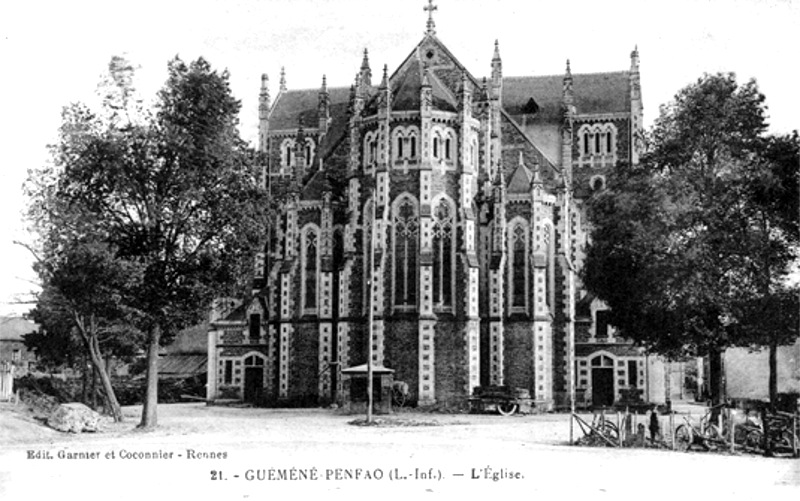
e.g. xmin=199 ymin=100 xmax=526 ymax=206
xmin=206 ymin=3 xmax=652 ymax=410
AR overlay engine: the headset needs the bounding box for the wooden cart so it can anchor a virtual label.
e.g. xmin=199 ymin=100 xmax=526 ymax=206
xmin=469 ymin=386 xmax=532 ymax=416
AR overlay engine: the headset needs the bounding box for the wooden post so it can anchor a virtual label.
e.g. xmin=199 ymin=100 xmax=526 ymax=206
xmin=729 ymin=409 xmax=735 ymax=453
xmin=670 ymin=411 xmax=675 ymax=450
xmin=617 ymin=411 xmax=622 ymax=447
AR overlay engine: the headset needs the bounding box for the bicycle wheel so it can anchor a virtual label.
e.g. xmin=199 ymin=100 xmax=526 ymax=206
xmin=674 ymin=424 xmax=692 ymax=452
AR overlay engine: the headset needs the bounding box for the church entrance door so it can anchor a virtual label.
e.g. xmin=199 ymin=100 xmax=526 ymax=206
xmin=244 ymin=367 xmax=264 ymax=404
xmin=590 ymin=354 xmax=615 ymax=407
xmin=591 ymin=368 xmax=614 ymax=407
xmin=243 ymin=354 xmax=266 ymax=404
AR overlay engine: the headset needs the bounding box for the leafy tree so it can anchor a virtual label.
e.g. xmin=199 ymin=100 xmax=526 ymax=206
xmin=28 ymin=56 xmax=268 ymax=428
xmin=583 ymin=73 xmax=799 ymax=405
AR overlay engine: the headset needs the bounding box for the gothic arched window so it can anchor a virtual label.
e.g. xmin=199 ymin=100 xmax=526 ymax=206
xmin=304 ymin=138 xmax=315 ymax=167
xmin=509 ymin=221 xmax=528 ymax=312
xmin=280 ymin=138 xmax=296 ymax=173
xmin=393 ymin=196 xmax=418 ymax=309
xmin=432 ymin=198 xmax=455 ymax=309
xmin=578 ymin=123 xmax=618 ymax=168
xmin=302 ymin=225 xmax=319 ymax=313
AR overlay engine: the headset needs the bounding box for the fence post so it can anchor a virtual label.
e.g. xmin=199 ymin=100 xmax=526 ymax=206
xmin=669 ymin=409 xmax=675 ymax=451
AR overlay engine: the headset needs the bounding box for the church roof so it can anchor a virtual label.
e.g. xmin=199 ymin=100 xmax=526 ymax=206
xmin=503 ymin=71 xmax=631 ymax=122
xmin=269 ymin=86 xmax=352 ymax=131
xmin=387 ymin=34 xmax=481 ymax=113
xmin=506 ymin=163 xmax=533 ymax=194
xmin=388 ymin=57 xmax=458 ymax=112
xmin=301 ymin=169 xmax=331 ymax=200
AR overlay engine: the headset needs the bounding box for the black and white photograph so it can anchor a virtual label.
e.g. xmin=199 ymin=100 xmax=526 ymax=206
xmin=1 ymin=1 xmax=799 ymax=499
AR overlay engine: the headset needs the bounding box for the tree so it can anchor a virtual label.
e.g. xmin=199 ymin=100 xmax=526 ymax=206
xmin=583 ymin=73 xmax=799 ymax=406
xmin=28 ymin=56 xmax=268 ymax=428
xmin=26 ymin=241 xmax=142 ymax=421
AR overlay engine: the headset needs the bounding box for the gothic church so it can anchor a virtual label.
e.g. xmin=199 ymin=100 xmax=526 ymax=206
xmin=206 ymin=4 xmax=649 ymax=410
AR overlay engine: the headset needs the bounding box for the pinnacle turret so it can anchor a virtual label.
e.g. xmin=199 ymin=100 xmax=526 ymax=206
xmin=360 ymin=48 xmax=372 ymax=87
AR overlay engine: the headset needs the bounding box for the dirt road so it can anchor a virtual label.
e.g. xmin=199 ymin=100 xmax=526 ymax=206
xmin=1 ymin=403 xmax=798 ymax=500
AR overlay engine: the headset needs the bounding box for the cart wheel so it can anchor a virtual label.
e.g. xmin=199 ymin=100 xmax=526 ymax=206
xmin=391 ymin=387 xmax=407 ymax=408
xmin=744 ymin=429 xmax=763 ymax=451
xmin=602 ymin=421 xmax=619 ymax=441
xmin=775 ymin=430 xmax=796 ymax=453
xmin=674 ymin=425 xmax=692 ymax=452
xmin=497 ymin=402 xmax=518 ymax=416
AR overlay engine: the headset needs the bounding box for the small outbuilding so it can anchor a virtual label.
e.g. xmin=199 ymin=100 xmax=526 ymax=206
xmin=340 ymin=364 xmax=394 ymax=414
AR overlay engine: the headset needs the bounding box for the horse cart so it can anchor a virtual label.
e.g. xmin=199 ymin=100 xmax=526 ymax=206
xmin=469 ymin=386 xmax=532 ymax=416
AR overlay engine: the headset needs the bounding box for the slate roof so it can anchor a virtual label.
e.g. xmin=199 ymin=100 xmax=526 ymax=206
xmin=0 ymin=317 xmax=38 ymax=342
xmin=301 ymin=169 xmax=331 ymax=200
xmin=503 ymin=71 xmax=631 ymax=123
xmin=163 ymin=323 xmax=208 ymax=355
xmin=506 ymin=163 xmax=533 ymax=194
xmin=269 ymin=86 xmax=352 ymax=131
xmin=576 ymin=343 xmax=642 ymax=358
xmin=158 ymin=354 xmax=207 ymax=378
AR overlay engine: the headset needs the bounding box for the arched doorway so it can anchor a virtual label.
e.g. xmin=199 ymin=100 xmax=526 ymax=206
xmin=243 ymin=354 xmax=265 ymax=404
xmin=591 ymin=354 xmax=615 ymax=407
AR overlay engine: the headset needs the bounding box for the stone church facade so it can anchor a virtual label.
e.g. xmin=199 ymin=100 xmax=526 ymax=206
xmin=206 ymin=8 xmax=651 ymax=410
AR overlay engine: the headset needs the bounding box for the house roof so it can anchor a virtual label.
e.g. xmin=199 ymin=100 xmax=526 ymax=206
xmin=158 ymin=354 xmax=207 ymax=378
xmin=0 ymin=317 xmax=38 ymax=342
xmin=163 ymin=323 xmax=208 ymax=355
xmin=341 ymin=364 xmax=395 ymax=375
xmin=576 ymin=343 xmax=642 ymax=358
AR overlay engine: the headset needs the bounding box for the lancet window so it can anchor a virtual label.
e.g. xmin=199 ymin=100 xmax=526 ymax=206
xmin=301 ymin=225 xmax=320 ymax=313
xmin=509 ymin=220 xmax=529 ymax=312
xmin=392 ymin=195 xmax=419 ymax=309
xmin=432 ymin=198 xmax=455 ymax=309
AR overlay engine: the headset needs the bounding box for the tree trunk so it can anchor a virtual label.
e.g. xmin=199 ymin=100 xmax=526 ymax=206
xmin=81 ymin=352 xmax=89 ymax=403
xmin=90 ymin=364 xmax=97 ymax=409
xmin=86 ymin=333 xmax=123 ymax=422
xmin=769 ymin=337 xmax=778 ymax=410
xmin=708 ymin=347 xmax=725 ymax=406
xmin=138 ymin=326 xmax=160 ymax=429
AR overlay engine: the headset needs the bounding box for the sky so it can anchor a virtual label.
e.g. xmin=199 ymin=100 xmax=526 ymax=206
xmin=0 ymin=0 xmax=798 ymax=316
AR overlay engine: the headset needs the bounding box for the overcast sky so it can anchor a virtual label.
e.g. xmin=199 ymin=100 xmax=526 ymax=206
xmin=0 ymin=0 xmax=798 ymax=315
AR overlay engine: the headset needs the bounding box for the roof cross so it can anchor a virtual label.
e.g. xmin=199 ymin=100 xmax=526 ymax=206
xmin=424 ymin=0 xmax=438 ymax=35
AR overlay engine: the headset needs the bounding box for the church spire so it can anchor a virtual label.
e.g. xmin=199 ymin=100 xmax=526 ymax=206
xmin=258 ymin=73 xmax=270 ymax=154
xmin=563 ymin=59 xmax=574 ymax=109
xmin=259 ymin=73 xmax=270 ymax=121
xmin=424 ymin=0 xmax=438 ymax=36
xmin=491 ymin=40 xmax=502 ymax=98
xmin=360 ymin=48 xmax=372 ymax=87
xmin=318 ymin=74 xmax=330 ymax=135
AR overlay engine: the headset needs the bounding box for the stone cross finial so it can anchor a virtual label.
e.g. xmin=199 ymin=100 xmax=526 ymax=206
xmin=424 ymin=0 xmax=438 ymax=35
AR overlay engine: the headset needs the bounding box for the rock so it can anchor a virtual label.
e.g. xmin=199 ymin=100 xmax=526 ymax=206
xmin=47 ymin=403 xmax=102 ymax=433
